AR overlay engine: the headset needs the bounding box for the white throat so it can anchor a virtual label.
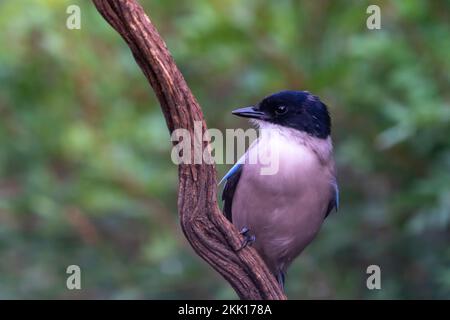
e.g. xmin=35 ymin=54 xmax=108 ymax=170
xmin=251 ymin=120 xmax=333 ymax=164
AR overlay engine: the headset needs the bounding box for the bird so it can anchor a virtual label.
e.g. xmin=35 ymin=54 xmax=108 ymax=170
xmin=220 ymin=90 xmax=339 ymax=289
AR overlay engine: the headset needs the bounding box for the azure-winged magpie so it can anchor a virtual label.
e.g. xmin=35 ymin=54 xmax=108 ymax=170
xmin=221 ymin=90 xmax=339 ymax=289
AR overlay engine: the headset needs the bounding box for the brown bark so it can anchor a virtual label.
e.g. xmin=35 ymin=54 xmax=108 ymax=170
xmin=91 ymin=0 xmax=286 ymax=300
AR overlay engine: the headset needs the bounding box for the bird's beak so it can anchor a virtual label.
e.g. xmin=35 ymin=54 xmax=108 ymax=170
xmin=232 ymin=106 xmax=267 ymax=120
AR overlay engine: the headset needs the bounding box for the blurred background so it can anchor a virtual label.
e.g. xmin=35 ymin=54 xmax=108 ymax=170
xmin=0 ymin=0 xmax=449 ymax=299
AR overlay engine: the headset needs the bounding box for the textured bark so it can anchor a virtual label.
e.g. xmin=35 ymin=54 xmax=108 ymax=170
xmin=92 ymin=0 xmax=286 ymax=300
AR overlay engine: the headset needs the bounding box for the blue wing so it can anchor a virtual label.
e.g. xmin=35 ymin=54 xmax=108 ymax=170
xmin=326 ymin=180 xmax=339 ymax=218
xmin=219 ymin=162 xmax=242 ymax=185
xmin=220 ymin=163 xmax=243 ymax=222
xmin=334 ymin=182 xmax=340 ymax=211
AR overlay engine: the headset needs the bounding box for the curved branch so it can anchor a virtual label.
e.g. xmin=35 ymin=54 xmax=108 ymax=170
xmin=92 ymin=0 xmax=286 ymax=300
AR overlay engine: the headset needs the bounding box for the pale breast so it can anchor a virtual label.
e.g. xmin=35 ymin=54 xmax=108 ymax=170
xmin=231 ymin=127 xmax=335 ymax=273
xmin=244 ymin=128 xmax=333 ymax=193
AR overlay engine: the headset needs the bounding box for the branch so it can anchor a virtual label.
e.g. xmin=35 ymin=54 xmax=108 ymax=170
xmin=92 ymin=0 xmax=286 ymax=300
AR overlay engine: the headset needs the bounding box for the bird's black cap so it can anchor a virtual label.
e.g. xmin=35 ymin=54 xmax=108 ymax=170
xmin=232 ymin=90 xmax=331 ymax=139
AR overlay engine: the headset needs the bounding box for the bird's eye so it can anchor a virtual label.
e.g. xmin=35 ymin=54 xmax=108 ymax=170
xmin=275 ymin=105 xmax=288 ymax=115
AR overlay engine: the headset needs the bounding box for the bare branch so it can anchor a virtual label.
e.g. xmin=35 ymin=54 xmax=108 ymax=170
xmin=92 ymin=0 xmax=286 ymax=300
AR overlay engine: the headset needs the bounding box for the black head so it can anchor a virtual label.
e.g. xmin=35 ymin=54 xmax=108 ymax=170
xmin=232 ymin=90 xmax=331 ymax=139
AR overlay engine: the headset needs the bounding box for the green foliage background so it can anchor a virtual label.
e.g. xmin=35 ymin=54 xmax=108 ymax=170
xmin=0 ymin=0 xmax=449 ymax=299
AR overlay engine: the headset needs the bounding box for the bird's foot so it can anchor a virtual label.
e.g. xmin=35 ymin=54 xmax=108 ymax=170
xmin=237 ymin=227 xmax=256 ymax=251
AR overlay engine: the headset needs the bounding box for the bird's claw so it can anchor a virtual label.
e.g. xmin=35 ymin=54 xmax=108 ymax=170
xmin=240 ymin=227 xmax=250 ymax=235
xmin=237 ymin=227 xmax=256 ymax=251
